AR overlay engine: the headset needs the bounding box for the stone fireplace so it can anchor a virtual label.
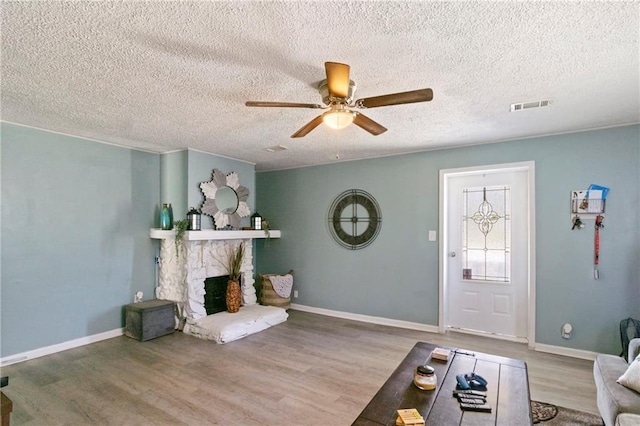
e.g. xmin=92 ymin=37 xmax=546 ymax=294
xmin=154 ymin=235 xmax=258 ymax=321
xmin=150 ymin=229 xmax=286 ymax=342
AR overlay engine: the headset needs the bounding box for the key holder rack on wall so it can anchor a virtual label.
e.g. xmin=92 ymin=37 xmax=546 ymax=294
xmin=571 ymin=190 xmax=606 ymax=218
xmin=570 ymin=185 xmax=608 ymax=221
xmin=569 ymin=184 xmax=610 ymax=280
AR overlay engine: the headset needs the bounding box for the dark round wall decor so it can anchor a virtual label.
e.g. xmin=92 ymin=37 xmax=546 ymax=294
xmin=328 ymin=189 xmax=382 ymax=250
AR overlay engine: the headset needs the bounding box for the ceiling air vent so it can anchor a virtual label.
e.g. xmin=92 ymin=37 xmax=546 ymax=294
xmin=510 ymin=99 xmax=551 ymax=112
xmin=264 ymin=145 xmax=288 ymax=153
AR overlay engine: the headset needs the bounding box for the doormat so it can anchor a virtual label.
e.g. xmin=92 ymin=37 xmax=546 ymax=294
xmin=532 ymin=401 xmax=604 ymax=425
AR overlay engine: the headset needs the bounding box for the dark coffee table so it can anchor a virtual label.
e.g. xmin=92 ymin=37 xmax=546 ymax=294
xmin=352 ymin=342 xmax=532 ymax=425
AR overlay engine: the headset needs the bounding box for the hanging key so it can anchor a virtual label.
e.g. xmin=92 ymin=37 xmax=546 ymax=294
xmin=571 ymin=215 xmax=584 ymax=230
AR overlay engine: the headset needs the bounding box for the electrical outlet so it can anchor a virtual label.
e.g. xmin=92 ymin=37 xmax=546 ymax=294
xmin=561 ymin=323 xmax=573 ymax=339
xmin=293 ymin=290 xmax=298 ymax=298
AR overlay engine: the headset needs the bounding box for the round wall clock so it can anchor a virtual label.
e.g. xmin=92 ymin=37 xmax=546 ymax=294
xmin=328 ymin=189 xmax=382 ymax=250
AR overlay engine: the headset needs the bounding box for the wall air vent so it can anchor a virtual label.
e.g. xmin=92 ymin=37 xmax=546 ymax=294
xmin=510 ymin=99 xmax=552 ymax=112
xmin=264 ymin=145 xmax=288 ymax=153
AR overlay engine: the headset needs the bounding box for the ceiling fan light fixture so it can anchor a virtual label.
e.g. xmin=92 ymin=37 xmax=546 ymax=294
xmin=322 ymin=109 xmax=355 ymax=130
xmin=246 ymin=61 xmax=433 ymax=138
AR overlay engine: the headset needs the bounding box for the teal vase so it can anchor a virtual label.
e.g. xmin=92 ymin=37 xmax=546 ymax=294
xmin=160 ymin=203 xmax=173 ymax=230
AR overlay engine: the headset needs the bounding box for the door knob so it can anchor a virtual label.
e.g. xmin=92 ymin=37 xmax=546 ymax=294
xmin=449 ymin=251 xmax=456 ymax=257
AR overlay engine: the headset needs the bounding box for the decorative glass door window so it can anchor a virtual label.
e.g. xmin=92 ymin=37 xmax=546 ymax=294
xmin=462 ymin=186 xmax=511 ymax=282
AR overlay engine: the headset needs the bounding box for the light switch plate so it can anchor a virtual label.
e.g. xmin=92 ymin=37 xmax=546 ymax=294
xmin=428 ymin=230 xmax=437 ymax=241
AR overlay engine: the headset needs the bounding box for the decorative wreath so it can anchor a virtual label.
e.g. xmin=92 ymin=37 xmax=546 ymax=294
xmin=200 ymin=169 xmax=250 ymax=229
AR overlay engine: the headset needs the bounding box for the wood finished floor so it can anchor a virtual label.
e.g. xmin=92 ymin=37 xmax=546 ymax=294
xmin=2 ymin=310 xmax=598 ymax=425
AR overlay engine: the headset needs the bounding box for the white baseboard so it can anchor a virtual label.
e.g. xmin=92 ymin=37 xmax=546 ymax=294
xmin=289 ymin=303 xmax=440 ymax=333
xmin=447 ymin=327 xmax=529 ymax=344
xmin=0 ymin=328 xmax=124 ymax=367
xmin=534 ymin=343 xmax=598 ymax=361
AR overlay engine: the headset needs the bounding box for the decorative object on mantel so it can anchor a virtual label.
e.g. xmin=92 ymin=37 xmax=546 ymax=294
xmin=173 ymin=219 xmax=189 ymax=254
xmin=251 ymin=212 xmax=262 ymax=230
xmin=160 ymin=203 xmax=174 ymax=230
xmin=223 ymin=242 xmax=245 ymax=313
xmin=187 ymin=207 xmax=201 ymax=231
xmin=262 ymin=219 xmax=271 ymax=242
xmin=252 ymin=212 xmax=271 ymax=243
xmin=200 ymin=169 xmax=250 ymax=229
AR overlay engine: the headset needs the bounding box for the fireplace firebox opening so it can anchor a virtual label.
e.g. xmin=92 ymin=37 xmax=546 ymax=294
xmin=204 ymin=275 xmax=231 ymax=315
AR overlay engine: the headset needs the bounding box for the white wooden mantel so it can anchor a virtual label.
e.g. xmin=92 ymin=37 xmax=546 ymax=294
xmin=149 ymin=229 xmax=281 ymax=241
xmin=150 ymin=227 xmax=281 ymax=322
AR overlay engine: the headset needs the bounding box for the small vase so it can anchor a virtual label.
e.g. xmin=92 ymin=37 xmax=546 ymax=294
xmin=160 ymin=203 xmax=173 ymax=230
xmin=226 ymin=280 xmax=241 ymax=313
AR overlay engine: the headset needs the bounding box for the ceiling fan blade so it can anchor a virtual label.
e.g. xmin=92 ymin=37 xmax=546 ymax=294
xmin=353 ymin=113 xmax=387 ymax=136
xmin=325 ymin=62 xmax=350 ymax=98
xmin=246 ymin=101 xmax=324 ymax=109
xmin=355 ymin=88 xmax=433 ymax=109
xmin=291 ymin=115 xmax=324 ymax=138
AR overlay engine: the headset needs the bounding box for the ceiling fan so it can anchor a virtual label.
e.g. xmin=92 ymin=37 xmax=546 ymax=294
xmin=245 ymin=62 xmax=433 ymax=138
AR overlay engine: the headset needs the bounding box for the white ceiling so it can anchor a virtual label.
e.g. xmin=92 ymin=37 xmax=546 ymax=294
xmin=2 ymin=1 xmax=638 ymax=171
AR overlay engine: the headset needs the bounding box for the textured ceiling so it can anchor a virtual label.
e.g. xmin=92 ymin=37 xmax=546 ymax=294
xmin=1 ymin=1 xmax=638 ymax=171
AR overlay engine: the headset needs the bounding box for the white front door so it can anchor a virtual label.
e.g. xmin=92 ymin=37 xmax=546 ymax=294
xmin=443 ymin=165 xmax=532 ymax=341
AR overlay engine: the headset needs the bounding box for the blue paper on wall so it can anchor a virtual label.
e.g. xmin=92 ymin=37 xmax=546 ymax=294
xmin=587 ymin=184 xmax=610 ymax=200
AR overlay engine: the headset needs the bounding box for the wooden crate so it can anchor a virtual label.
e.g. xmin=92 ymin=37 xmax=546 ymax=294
xmin=124 ymin=299 xmax=175 ymax=341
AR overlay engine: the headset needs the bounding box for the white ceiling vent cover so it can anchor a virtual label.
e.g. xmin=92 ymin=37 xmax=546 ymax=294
xmin=510 ymin=100 xmax=552 ymax=112
xmin=265 ymin=145 xmax=288 ymax=153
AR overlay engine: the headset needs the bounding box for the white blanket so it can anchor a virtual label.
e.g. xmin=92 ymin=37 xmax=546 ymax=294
xmin=183 ymin=304 xmax=288 ymax=344
xmin=269 ymin=274 xmax=293 ymax=298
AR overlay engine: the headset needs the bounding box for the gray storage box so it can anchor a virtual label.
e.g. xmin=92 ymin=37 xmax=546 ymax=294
xmin=124 ymin=299 xmax=175 ymax=341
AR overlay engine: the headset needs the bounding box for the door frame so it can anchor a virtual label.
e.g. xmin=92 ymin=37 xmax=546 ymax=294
xmin=438 ymin=161 xmax=536 ymax=349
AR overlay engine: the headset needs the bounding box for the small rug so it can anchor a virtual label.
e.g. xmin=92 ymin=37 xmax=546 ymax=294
xmin=532 ymin=401 xmax=604 ymax=425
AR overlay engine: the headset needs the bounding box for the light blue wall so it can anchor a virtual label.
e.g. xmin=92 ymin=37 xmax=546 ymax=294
xmin=256 ymin=125 xmax=640 ymax=354
xmin=1 ymin=124 xmax=160 ymax=357
xmin=1 ymin=128 xmax=256 ymax=359
xmin=160 ymin=151 xmax=188 ymax=222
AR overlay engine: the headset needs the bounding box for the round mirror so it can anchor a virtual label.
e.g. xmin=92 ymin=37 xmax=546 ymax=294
xmin=215 ymin=186 xmax=239 ymax=214
xmin=200 ymin=169 xmax=250 ymax=230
